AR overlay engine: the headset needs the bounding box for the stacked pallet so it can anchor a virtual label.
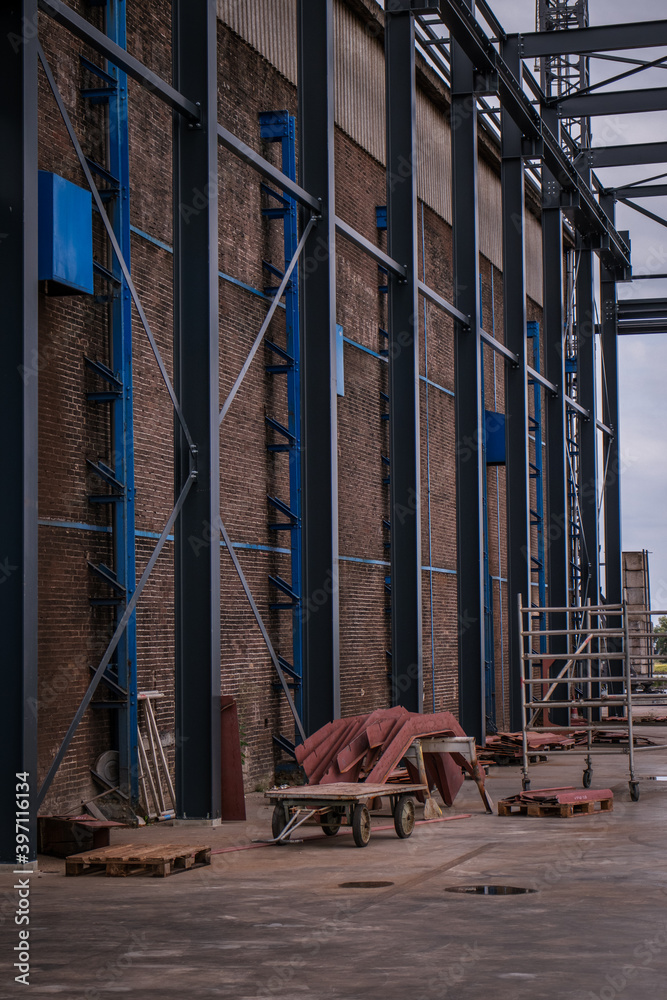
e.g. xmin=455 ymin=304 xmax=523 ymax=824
xmin=498 ymin=786 xmax=613 ymax=819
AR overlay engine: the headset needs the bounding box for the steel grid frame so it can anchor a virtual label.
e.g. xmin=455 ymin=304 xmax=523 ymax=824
xmin=8 ymin=0 xmax=667 ymax=859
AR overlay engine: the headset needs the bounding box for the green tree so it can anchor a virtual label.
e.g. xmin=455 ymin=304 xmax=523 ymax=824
xmin=654 ymin=616 xmax=667 ymax=659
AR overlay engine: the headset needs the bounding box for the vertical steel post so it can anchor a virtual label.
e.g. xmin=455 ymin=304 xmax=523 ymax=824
xmin=385 ymin=7 xmax=422 ymax=712
xmin=502 ymin=37 xmax=531 ymax=731
xmin=297 ymin=0 xmax=340 ymax=733
xmin=0 ymin=0 xmax=39 ymax=864
xmin=541 ymin=107 xmax=569 ymax=725
xmin=576 ymin=236 xmax=599 ymax=607
xmin=600 ymin=192 xmax=623 ymax=711
xmin=173 ymin=0 xmax=221 ymax=820
xmin=107 ymin=0 xmax=138 ymax=803
xmin=451 ymin=0 xmax=486 ymax=742
xmin=600 ymin=194 xmax=622 ymax=609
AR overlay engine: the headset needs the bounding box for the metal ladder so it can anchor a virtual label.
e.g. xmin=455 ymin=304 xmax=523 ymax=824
xmin=81 ymin=0 xmax=138 ymax=803
xmin=260 ymin=110 xmax=303 ymax=757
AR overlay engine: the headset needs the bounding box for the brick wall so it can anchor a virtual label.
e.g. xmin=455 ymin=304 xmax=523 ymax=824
xmin=36 ymin=2 xmax=542 ymax=812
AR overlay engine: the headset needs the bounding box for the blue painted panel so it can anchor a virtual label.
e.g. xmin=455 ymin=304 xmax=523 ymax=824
xmin=485 ymin=410 xmax=506 ymax=465
xmin=38 ymin=171 xmax=93 ymax=294
xmin=336 ymin=324 xmax=345 ymax=396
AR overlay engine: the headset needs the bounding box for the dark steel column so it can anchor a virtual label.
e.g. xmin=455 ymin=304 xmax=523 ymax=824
xmin=576 ymin=239 xmax=599 ymax=608
xmin=0 ymin=0 xmax=38 ymax=865
xmin=600 ymin=193 xmax=623 ymax=712
xmin=542 ymin=108 xmax=569 ymax=725
xmin=600 ymin=194 xmax=622 ymax=609
xmin=502 ymin=38 xmax=531 ymax=731
xmin=297 ymin=0 xmax=340 ymax=733
xmin=385 ymin=8 xmax=422 ymax=712
xmin=173 ymin=0 xmax=221 ymax=820
xmin=451 ymin=2 xmax=486 ymax=742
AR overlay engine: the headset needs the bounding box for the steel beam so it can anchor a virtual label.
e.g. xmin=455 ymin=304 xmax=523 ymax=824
xmin=217 ymin=123 xmax=319 ymax=212
xmin=541 ymin=109 xmax=569 ymax=727
xmin=611 ymin=184 xmax=667 ymax=200
xmin=434 ymin=0 xmax=630 ymax=276
xmin=0 ymin=0 xmax=38 ymax=865
xmin=600 ymin=193 xmax=623 ymax=709
xmin=418 ymin=280 xmax=469 ymax=326
xmin=173 ymin=0 xmax=221 ymax=820
xmin=385 ymin=7 xmax=422 ymax=712
xmin=451 ymin=1 xmax=486 ymax=742
xmin=558 ymin=87 xmax=667 ymax=119
xmin=576 ymin=235 xmax=600 ymax=609
xmin=297 ymin=0 xmax=340 ymax=734
xmin=600 ymin=212 xmax=622 ymax=598
xmin=516 ymin=20 xmax=667 ymax=59
xmin=578 ymin=143 xmax=667 ymax=169
xmin=618 ymin=298 xmax=667 ymax=319
xmin=39 ymin=0 xmax=199 ymax=119
xmin=502 ymin=36 xmax=531 ymax=732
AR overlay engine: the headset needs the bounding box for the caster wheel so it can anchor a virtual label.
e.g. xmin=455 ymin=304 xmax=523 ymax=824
xmin=321 ymin=810 xmax=342 ymax=836
xmin=272 ymin=804 xmax=289 ymax=842
xmin=583 ymin=769 xmax=592 ymax=789
xmin=352 ymin=804 xmax=371 ymax=848
xmin=393 ymin=794 xmax=416 ymax=839
xmin=630 ymin=782 xmax=640 ymax=802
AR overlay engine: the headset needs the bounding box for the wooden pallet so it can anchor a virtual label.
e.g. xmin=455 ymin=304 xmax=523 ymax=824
xmin=498 ymin=797 xmax=613 ymax=819
xmin=66 ymin=842 xmax=211 ymax=877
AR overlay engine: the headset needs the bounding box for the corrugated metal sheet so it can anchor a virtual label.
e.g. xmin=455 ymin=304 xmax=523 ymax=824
xmin=217 ymin=0 xmax=543 ymax=303
xmin=525 ymin=212 xmax=543 ymax=305
xmin=217 ymin=0 xmax=297 ymax=83
xmin=416 ymin=93 xmax=451 ymax=223
xmin=334 ymin=1 xmax=386 ymax=164
xmin=478 ymin=159 xmax=502 ymax=273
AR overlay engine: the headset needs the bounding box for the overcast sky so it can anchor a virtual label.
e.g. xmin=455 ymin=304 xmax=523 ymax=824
xmin=490 ymin=0 xmax=667 ymax=608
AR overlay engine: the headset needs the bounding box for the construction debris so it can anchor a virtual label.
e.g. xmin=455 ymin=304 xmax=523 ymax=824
xmin=498 ymin=786 xmax=613 ymax=819
xmin=478 ymin=728 xmax=656 ymax=765
xmin=294 ymin=707 xmax=492 ymax=812
xmin=37 ymin=815 xmax=126 ymax=857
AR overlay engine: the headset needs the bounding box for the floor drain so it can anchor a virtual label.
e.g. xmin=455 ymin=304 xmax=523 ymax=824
xmin=445 ymin=885 xmax=536 ymax=896
xmin=339 ymin=881 xmax=394 ymax=889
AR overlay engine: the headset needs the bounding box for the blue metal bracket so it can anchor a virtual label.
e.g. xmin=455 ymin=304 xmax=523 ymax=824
xmin=81 ymin=0 xmax=138 ymax=802
xmin=527 ymin=320 xmax=547 ymax=650
xmin=259 ymin=109 xmax=303 ymax=744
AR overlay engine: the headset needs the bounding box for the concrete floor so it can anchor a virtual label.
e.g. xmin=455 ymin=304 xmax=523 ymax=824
xmin=3 ymin=725 xmax=667 ymax=999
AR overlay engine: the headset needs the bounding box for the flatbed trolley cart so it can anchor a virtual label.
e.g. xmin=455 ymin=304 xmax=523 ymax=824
xmin=265 ymin=782 xmax=428 ymax=848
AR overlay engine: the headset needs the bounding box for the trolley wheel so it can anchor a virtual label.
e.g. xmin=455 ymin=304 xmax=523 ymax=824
xmin=271 ymin=804 xmax=289 ymax=842
xmin=630 ymin=781 xmax=640 ymax=802
xmin=393 ymin=795 xmax=416 ymax=839
xmin=321 ymin=810 xmax=342 ymax=837
xmin=582 ymin=769 xmax=592 ymax=789
xmin=522 ymin=779 xmax=531 ymax=792
xmin=352 ymin=804 xmax=371 ymax=848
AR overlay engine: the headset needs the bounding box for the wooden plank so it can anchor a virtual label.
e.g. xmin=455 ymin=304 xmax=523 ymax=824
xmin=265 ymin=782 xmax=426 ymax=801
